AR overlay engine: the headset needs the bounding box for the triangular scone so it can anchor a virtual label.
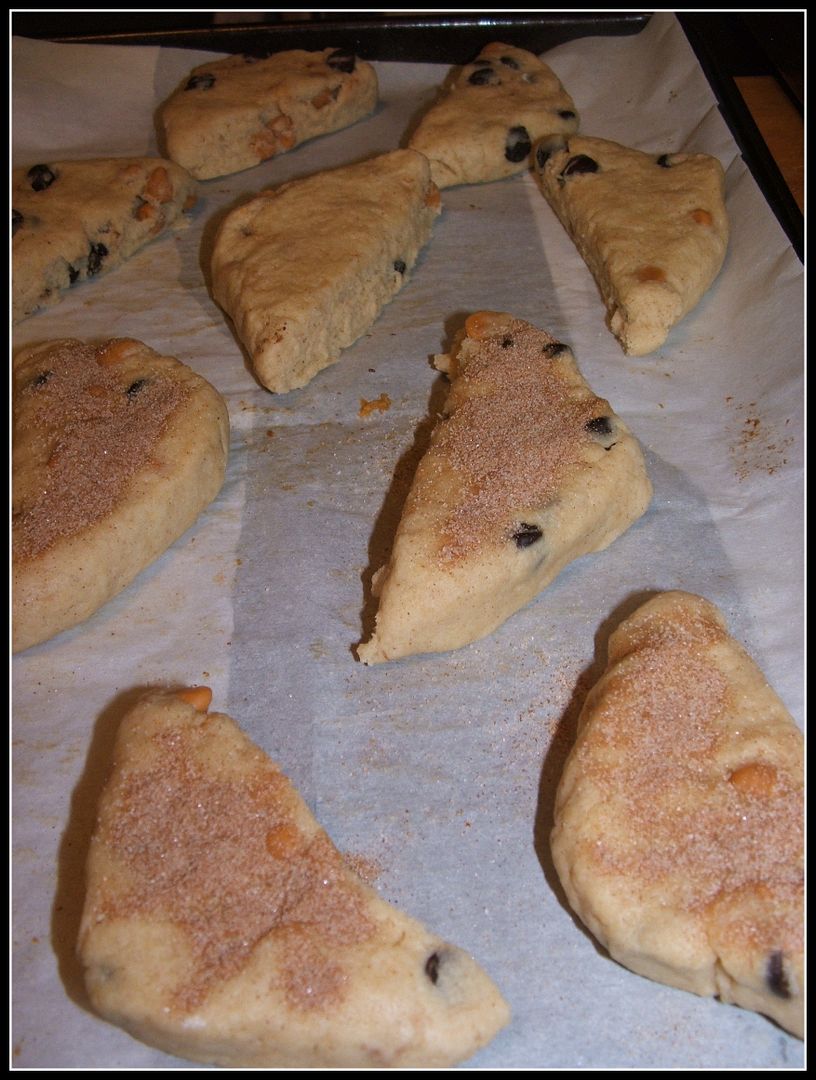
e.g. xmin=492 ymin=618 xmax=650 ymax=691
xmin=78 ymin=688 xmax=510 ymax=1068
xmin=159 ymin=48 xmax=378 ymax=181
xmin=358 ymin=312 xmax=652 ymax=663
xmin=532 ymin=135 xmax=728 ymax=355
xmin=211 ymin=149 xmax=441 ymax=393
xmin=12 ymin=339 xmax=228 ymax=653
xmin=551 ymin=592 xmax=804 ymax=1038
xmin=408 ymin=42 xmax=578 ymax=188
xmin=12 ymin=158 xmax=197 ymax=322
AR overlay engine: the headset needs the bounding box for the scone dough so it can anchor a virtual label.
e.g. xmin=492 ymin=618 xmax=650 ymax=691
xmin=211 ymin=148 xmax=441 ymax=393
xmin=358 ymin=312 xmax=652 ymax=663
xmin=160 ymin=48 xmax=378 ymax=180
xmin=78 ymin=687 xmax=510 ymax=1068
xmin=532 ymin=134 xmax=728 ymax=355
xmin=12 ymin=339 xmax=229 ymax=652
xmin=12 ymin=157 xmax=197 ymax=322
xmin=551 ymin=591 xmax=804 ymax=1038
xmin=408 ymin=41 xmax=579 ymax=188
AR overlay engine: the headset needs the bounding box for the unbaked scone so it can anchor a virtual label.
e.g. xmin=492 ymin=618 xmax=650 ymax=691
xmin=532 ymin=134 xmax=728 ymax=355
xmin=211 ymin=148 xmax=441 ymax=393
xmin=12 ymin=157 xmax=197 ymax=322
xmin=12 ymin=339 xmax=229 ymax=652
xmin=408 ymin=42 xmax=579 ymax=188
xmin=160 ymin=47 xmax=378 ymax=180
xmin=551 ymin=591 xmax=804 ymax=1038
xmin=358 ymin=312 xmax=652 ymax=663
xmin=78 ymin=687 xmax=510 ymax=1067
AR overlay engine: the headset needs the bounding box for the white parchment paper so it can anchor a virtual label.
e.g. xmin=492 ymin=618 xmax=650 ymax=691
xmin=11 ymin=14 xmax=804 ymax=1069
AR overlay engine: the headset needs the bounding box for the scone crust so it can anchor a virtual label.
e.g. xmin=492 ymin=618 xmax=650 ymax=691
xmin=160 ymin=48 xmax=379 ymax=180
xmin=12 ymin=158 xmax=197 ymax=322
xmin=211 ymin=148 xmax=441 ymax=393
xmin=78 ymin=689 xmax=510 ymax=1067
xmin=533 ymin=135 xmax=728 ymax=355
xmin=551 ymin=591 xmax=804 ymax=1038
xmin=12 ymin=339 xmax=229 ymax=652
xmin=408 ymin=42 xmax=579 ymax=188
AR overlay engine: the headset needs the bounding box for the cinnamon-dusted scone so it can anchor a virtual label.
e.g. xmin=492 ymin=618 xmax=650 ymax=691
xmin=407 ymin=42 xmax=578 ymax=188
xmin=532 ymin=134 xmax=728 ymax=355
xmin=12 ymin=339 xmax=229 ymax=652
xmin=78 ymin=687 xmax=510 ymax=1067
xmin=358 ymin=312 xmax=652 ymax=663
xmin=551 ymin=591 xmax=804 ymax=1038
xmin=211 ymin=148 xmax=441 ymax=393
xmin=12 ymin=158 xmax=197 ymax=323
xmin=160 ymin=48 xmax=378 ymax=180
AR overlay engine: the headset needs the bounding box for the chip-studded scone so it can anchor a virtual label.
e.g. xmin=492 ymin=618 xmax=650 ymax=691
xmin=551 ymin=591 xmax=804 ymax=1039
xmin=159 ymin=48 xmax=378 ymax=180
xmin=78 ymin=687 xmax=510 ymax=1068
xmin=357 ymin=312 xmax=652 ymax=663
xmin=12 ymin=158 xmax=197 ymax=323
xmin=407 ymin=42 xmax=578 ymax=188
xmin=211 ymin=148 xmax=441 ymax=393
xmin=532 ymin=134 xmax=728 ymax=355
xmin=12 ymin=339 xmax=229 ymax=653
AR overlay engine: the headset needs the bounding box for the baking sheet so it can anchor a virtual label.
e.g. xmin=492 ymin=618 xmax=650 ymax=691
xmin=11 ymin=13 xmax=804 ymax=1069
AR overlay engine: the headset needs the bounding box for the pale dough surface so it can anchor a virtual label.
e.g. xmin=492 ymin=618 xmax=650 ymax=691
xmin=551 ymin=591 xmax=804 ymax=1038
xmin=12 ymin=157 xmax=197 ymax=323
xmin=358 ymin=312 xmax=652 ymax=663
xmin=211 ymin=148 xmax=441 ymax=393
xmin=532 ymin=134 xmax=728 ymax=355
xmin=160 ymin=48 xmax=378 ymax=180
xmin=78 ymin=688 xmax=510 ymax=1068
xmin=408 ymin=42 xmax=579 ymax=188
xmin=12 ymin=338 xmax=229 ymax=653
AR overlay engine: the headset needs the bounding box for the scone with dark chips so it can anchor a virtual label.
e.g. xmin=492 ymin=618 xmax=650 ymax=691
xmin=551 ymin=591 xmax=804 ymax=1039
xmin=211 ymin=148 xmax=441 ymax=393
xmin=78 ymin=687 xmax=510 ymax=1067
xmin=12 ymin=158 xmax=197 ymax=322
xmin=12 ymin=339 xmax=229 ymax=652
xmin=160 ymin=48 xmax=378 ymax=180
xmin=533 ymin=134 xmax=728 ymax=355
xmin=358 ymin=312 xmax=652 ymax=663
xmin=407 ymin=42 xmax=579 ymax=188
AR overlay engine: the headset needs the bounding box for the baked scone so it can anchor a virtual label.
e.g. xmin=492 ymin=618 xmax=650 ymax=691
xmin=160 ymin=48 xmax=379 ymax=180
xmin=358 ymin=312 xmax=652 ymax=663
xmin=407 ymin=42 xmax=579 ymax=188
xmin=211 ymin=148 xmax=441 ymax=393
xmin=78 ymin=687 xmax=511 ymax=1067
xmin=551 ymin=591 xmax=804 ymax=1038
xmin=12 ymin=157 xmax=197 ymax=322
xmin=532 ymin=134 xmax=728 ymax=355
xmin=12 ymin=339 xmax=229 ymax=653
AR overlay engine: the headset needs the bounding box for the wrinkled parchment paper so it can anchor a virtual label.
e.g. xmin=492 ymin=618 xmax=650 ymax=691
xmin=12 ymin=13 xmax=804 ymax=1069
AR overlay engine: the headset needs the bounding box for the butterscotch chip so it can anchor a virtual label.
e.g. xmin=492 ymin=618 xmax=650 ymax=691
xmin=551 ymin=591 xmax=804 ymax=1038
xmin=78 ymin=688 xmax=510 ymax=1067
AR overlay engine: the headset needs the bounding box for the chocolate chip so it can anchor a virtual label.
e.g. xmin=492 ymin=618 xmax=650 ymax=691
xmin=558 ymin=109 xmax=576 ymax=120
xmin=87 ymin=242 xmax=109 ymax=277
xmin=501 ymin=337 xmax=514 ymax=348
xmin=68 ymin=263 xmax=80 ymax=284
xmin=561 ymin=154 xmax=599 ymax=179
xmin=12 ymin=209 xmax=23 ymax=236
xmin=766 ymin=951 xmax=791 ymax=999
xmin=126 ymin=379 xmax=148 ymax=399
xmin=185 ymin=73 xmax=215 ymax=90
xmin=499 ymin=55 xmax=520 ymax=69
xmin=512 ymin=523 xmax=543 ymax=548
xmin=505 ymin=125 xmax=532 ymax=163
xmin=393 ymin=259 xmax=406 ymax=275
xmin=534 ymin=134 xmax=568 ymax=169
xmin=326 ymin=49 xmax=356 ymax=73
xmin=27 ymin=164 xmax=57 ymax=192
xmin=425 ymin=952 xmax=440 ymax=984
xmin=656 ymin=154 xmax=672 ymax=168
xmin=468 ymin=67 xmax=499 ymax=86
xmin=542 ymin=341 xmax=568 ymax=357
xmin=32 ymin=371 xmax=53 ymax=388
xmin=585 ymin=416 xmax=613 ymax=436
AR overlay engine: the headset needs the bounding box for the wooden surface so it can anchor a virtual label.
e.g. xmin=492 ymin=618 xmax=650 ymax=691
xmin=735 ymin=75 xmax=804 ymax=212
